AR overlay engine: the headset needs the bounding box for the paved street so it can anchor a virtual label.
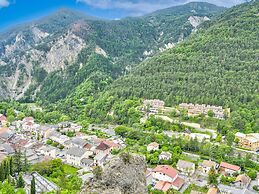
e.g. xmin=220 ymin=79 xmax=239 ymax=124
xmin=218 ymin=184 xmax=258 ymax=194
xmin=157 ymin=115 xmax=217 ymax=139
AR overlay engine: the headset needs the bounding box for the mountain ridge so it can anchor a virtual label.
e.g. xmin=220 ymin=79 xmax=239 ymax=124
xmin=0 ymin=2 xmax=225 ymax=102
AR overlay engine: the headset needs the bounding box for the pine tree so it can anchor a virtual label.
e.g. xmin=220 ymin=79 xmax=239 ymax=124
xmin=22 ymin=151 xmax=28 ymax=172
xmin=30 ymin=176 xmax=36 ymax=194
xmin=17 ymin=174 xmax=25 ymax=188
xmin=9 ymin=157 xmax=13 ymax=176
xmin=0 ymin=163 xmax=4 ymax=182
xmin=14 ymin=150 xmax=22 ymax=174
xmin=4 ymin=159 xmax=10 ymax=179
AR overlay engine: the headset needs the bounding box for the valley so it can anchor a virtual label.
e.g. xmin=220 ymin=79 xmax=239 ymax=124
xmin=0 ymin=1 xmax=258 ymax=194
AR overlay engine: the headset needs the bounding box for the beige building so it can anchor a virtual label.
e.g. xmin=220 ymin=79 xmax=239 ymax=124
xmin=66 ymin=147 xmax=92 ymax=167
xmin=201 ymin=160 xmax=216 ymax=174
xmin=235 ymin=132 xmax=259 ymax=151
xmin=176 ymin=160 xmax=195 ymax=175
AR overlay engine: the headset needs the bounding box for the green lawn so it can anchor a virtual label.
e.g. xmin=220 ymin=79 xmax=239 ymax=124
xmin=63 ymin=164 xmax=78 ymax=174
xmin=183 ymin=184 xmax=208 ymax=194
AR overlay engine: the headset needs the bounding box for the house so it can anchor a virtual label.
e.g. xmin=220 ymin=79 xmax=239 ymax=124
xmin=176 ymin=160 xmax=195 ymax=175
xmin=25 ymin=149 xmax=40 ymax=164
xmin=143 ymin=99 xmax=165 ymax=114
xmin=179 ymin=103 xmax=225 ymax=119
xmin=0 ymin=143 xmax=15 ymax=155
xmin=66 ymin=147 xmax=92 ymax=167
xmin=22 ymin=117 xmax=34 ymax=125
xmin=207 ymin=187 xmax=218 ymax=194
xmin=49 ymin=133 xmax=70 ymax=146
xmin=0 ymin=128 xmax=15 ymax=142
xmin=219 ymin=162 xmax=241 ymax=176
xmin=152 ymin=165 xmax=178 ymax=182
xmin=65 ymin=137 xmax=88 ymax=149
xmin=190 ymin=133 xmax=211 ymax=142
xmin=146 ymin=168 xmax=153 ymax=186
xmin=235 ymin=132 xmax=259 ymax=151
xmin=159 ymin=152 xmax=172 ymax=160
xmin=40 ymin=146 xmax=57 ymax=159
xmin=152 ymin=165 xmax=185 ymax=191
xmin=234 ymin=174 xmax=251 ymax=188
xmin=95 ymin=142 xmax=111 ymax=155
xmin=94 ymin=152 xmax=108 ymax=166
xmin=154 ymin=181 xmax=172 ymax=192
xmin=81 ymin=158 xmax=94 ymax=168
xmin=147 ymin=142 xmax=159 ymax=151
xmin=201 ymin=160 xmax=216 ymax=174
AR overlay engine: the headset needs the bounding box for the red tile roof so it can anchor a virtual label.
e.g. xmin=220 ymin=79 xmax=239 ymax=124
xmin=153 ymin=165 xmax=178 ymax=179
xmin=96 ymin=142 xmax=111 ymax=151
xmin=154 ymin=181 xmax=172 ymax=192
xmin=0 ymin=115 xmax=7 ymax=122
xmin=148 ymin=142 xmax=159 ymax=148
xmin=103 ymin=140 xmax=121 ymax=148
xmin=172 ymin=176 xmax=185 ymax=189
xmin=220 ymin=162 xmax=240 ymax=171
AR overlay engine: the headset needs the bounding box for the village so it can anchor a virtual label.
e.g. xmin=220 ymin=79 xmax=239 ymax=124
xmin=0 ymin=99 xmax=259 ymax=194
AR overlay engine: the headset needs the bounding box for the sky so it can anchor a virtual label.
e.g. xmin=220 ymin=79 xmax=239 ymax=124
xmin=0 ymin=0 xmax=246 ymax=30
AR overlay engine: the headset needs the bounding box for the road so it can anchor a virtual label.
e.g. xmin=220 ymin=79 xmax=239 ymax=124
xmin=218 ymin=184 xmax=257 ymax=194
xmin=157 ymin=115 xmax=217 ymax=139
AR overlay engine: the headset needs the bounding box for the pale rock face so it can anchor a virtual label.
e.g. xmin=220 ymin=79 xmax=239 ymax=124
xmin=159 ymin=42 xmax=175 ymax=52
xmin=188 ymin=16 xmax=210 ymax=29
xmin=95 ymin=45 xmax=108 ymax=58
xmin=43 ymin=31 xmax=85 ymax=72
xmin=0 ymin=28 xmax=86 ymax=99
xmin=5 ymin=33 xmax=30 ymax=56
xmin=31 ymin=27 xmax=49 ymax=43
xmin=143 ymin=50 xmax=153 ymax=56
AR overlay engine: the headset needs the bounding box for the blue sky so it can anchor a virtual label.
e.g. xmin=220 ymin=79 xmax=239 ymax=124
xmin=0 ymin=0 xmax=246 ymax=30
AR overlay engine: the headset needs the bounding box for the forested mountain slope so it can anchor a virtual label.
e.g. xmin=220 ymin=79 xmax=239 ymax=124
xmin=0 ymin=2 xmax=224 ymax=102
xmin=68 ymin=1 xmax=258 ymax=132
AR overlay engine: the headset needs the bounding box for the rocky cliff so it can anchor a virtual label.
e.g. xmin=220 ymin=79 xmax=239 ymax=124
xmin=81 ymin=153 xmax=148 ymax=194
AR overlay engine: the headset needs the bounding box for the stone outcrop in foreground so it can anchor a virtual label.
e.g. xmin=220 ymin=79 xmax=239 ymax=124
xmin=81 ymin=153 xmax=147 ymax=194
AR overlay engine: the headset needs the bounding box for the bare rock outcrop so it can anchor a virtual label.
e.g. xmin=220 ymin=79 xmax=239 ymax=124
xmin=81 ymin=153 xmax=148 ymax=194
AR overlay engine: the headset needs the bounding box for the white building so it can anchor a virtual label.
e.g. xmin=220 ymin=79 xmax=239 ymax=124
xmin=159 ymin=152 xmax=172 ymax=161
xmin=152 ymin=165 xmax=185 ymax=191
xmin=40 ymin=146 xmax=57 ymax=159
xmin=66 ymin=147 xmax=92 ymax=167
xmin=190 ymin=133 xmax=211 ymax=142
xmin=152 ymin=165 xmax=178 ymax=182
xmin=147 ymin=142 xmax=159 ymax=152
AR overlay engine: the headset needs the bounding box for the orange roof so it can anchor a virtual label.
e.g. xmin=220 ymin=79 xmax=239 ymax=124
xmin=207 ymin=187 xmax=218 ymax=194
xmin=235 ymin=174 xmax=251 ymax=184
xmin=148 ymin=142 xmax=159 ymax=147
xmin=153 ymin=165 xmax=178 ymax=179
xmin=23 ymin=117 xmax=34 ymax=122
xmin=0 ymin=115 xmax=7 ymax=121
xmin=172 ymin=176 xmax=185 ymax=189
xmin=154 ymin=181 xmax=172 ymax=192
xmin=220 ymin=162 xmax=240 ymax=171
xmin=103 ymin=140 xmax=121 ymax=148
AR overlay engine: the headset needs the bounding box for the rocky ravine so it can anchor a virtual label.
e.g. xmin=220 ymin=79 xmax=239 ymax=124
xmin=81 ymin=153 xmax=148 ymax=194
xmin=0 ymin=26 xmax=86 ymax=100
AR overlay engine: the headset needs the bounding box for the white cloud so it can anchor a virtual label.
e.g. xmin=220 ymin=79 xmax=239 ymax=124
xmin=0 ymin=0 xmax=10 ymax=8
xmin=77 ymin=0 xmax=246 ymax=15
